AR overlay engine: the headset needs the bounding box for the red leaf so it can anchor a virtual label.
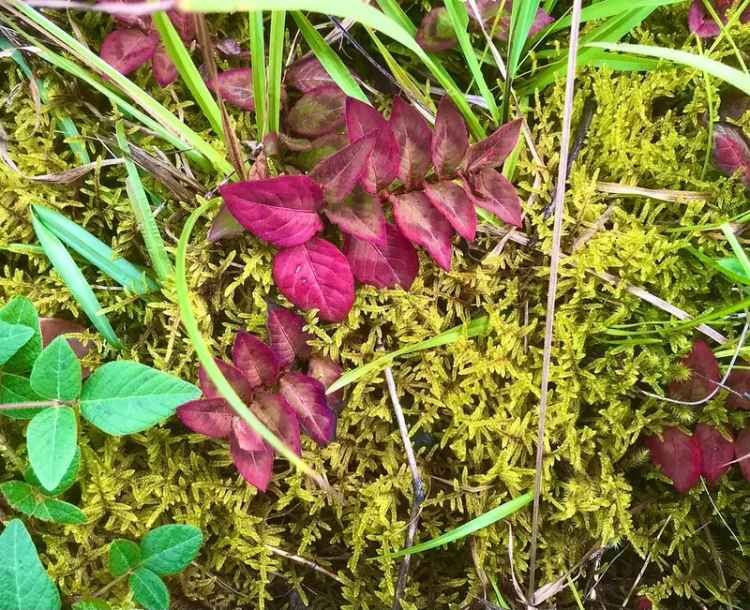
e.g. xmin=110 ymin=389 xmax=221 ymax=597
xmin=220 ymin=176 xmax=324 ymax=247
xmin=267 ymin=304 xmax=312 ymax=367
xmin=166 ymin=9 xmax=195 ymax=42
xmin=309 ymin=134 xmax=377 ymax=202
xmin=151 ymin=44 xmax=177 ymax=86
xmin=345 ymin=98 xmax=399 ymax=192
xmin=279 ymin=372 xmax=336 ymax=445
xmin=253 ymin=390 xmax=301 ymax=456
xmin=198 ymin=358 xmax=253 ymax=402
xmin=39 ymin=317 xmax=93 ymax=364
xmin=667 ymin=339 xmax=720 ymax=402
xmin=735 ymin=426 xmax=750 ymax=481
xmin=287 ymin=85 xmax=347 ymax=137
xmin=208 ymin=67 xmax=254 ymax=110
xmin=416 ymin=7 xmax=458 ymax=52
xmin=727 ymin=369 xmax=750 ymax=409
xmin=207 ymin=204 xmax=245 ymax=242
xmin=423 ymin=180 xmax=477 ymax=240
xmin=230 ymin=438 xmax=274 ymax=490
xmin=216 ymin=38 xmax=245 ymax=57
xmin=272 ymin=238 xmax=355 ymax=322
xmin=177 ymin=398 xmax=233 ymax=439
xmin=433 ymin=97 xmax=468 ymax=178
xmin=713 ymin=123 xmax=750 ymax=187
xmin=466 ymin=168 xmax=523 ymax=227
xmin=324 ymin=187 xmax=386 ymax=245
xmin=231 ymin=415 xmax=265 ymax=452
xmin=392 ymin=191 xmax=454 ymax=271
xmin=688 ymin=0 xmax=722 ymax=37
xmin=232 ymin=332 xmax=280 ymax=388
xmin=291 ymin=133 xmax=349 ymax=172
xmin=100 ymin=29 xmax=158 ymax=75
xmin=390 ymin=97 xmax=433 ymax=190
xmin=695 ymin=423 xmax=733 ymax=485
xmin=464 ymin=118 xmax=522 ymax=173
xmin=344 ymin=222 xmax=419 ymax=289
xmin=101 ymin=0 xmax=151 ymax=30
xmin=307 ymin=355 xmax=344 ymax=411
xmin=645 ymin=427 xmax=702 ymax=493
xmin=637 ymin=598 xmax=653 ymax=610
xmin=286 ymin=56 xmax=337 ymax=92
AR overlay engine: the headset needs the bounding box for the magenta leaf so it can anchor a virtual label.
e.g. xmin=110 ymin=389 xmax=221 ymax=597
xmin=324 ymin=187 xmax=387 ymax=245
xmin=39 ymin=318 xmax=92 ymax=363
xmin=464 ymin=118 xmax=522 ymax=173
xmin=198 ymin=358 xmax=253 ymax=402
xmin=713 ymin=122 xmax=750 ymax=187
xmin=177 ymin=398 xmax=233 ymax=439
xmin=230 ymin=438 xmax=274 ymax=490
xmin=727 ymin=370 xmax=750 ymax=409
xmin=433 ymin=97 xmax=468 ymax=178
xmin=667 ymin=339 xmax=720 ymax=402
xmin=232 ymin=332 xmax=280 ymax=388
xmin=253 ymin=390 xmax=301 ymax=456
xmin=151 ymin=44 xmax=178 ymax=86
xmin=735 ymin=426 xmax=750 ymax=481
xmin=307 ymin=355 xmax=344 ymax=410
xmin=645 ymin=427 xmax=702 ymax=493
xmin=695 ymin=423 xmax=733 ymax=485
xmin=309 ymin=134 xmax=377 ymax=202
xmin=291 ymin=133 xmax=349 ymax=171
xmin=216 ymin=37 xmax=244 ymax=56
xmin=286 ymin=56 xmax=337 ymax=92
xmin=416 ymin=7 xmax=458 ymax=52
xmin=279 ymin=372 xmax=336 ymax=445
xmin=207 ymin=205 xmax=245 ymax=242
xmin=267 ymin=304 xmax=312 ymax=367
xmin=220 ymin=176 xmax=324 ymax=247
xmin=345 ymin=98 xmax=399 ymax=192
xmin=688 ymin=0 xmax=722 ymax=37
xmin=272 ymin=238 xmax=355 ymax=322
xmin=231 ymin=415 xmax=266 ymax=453
xmin=466 ymin=168 xmax=523 ymax=227
xmin=208 ymin=67 xmax=254 ymax=110
xmin=392 ymin=191 xmax=454 ymax=271
xmin=423 ymin=180 xmax=477 ymax=241
xmin=287 ymin=85 xmax=347 ymax=137
xmin=100 ymin=29 xmax=158 ymax=75
xmin=390 ymin=97 xmax=433 ymax=190
xmin=344 ymin=222 xmax=419 ymax=289
xmin=166 ymin=9 xmax=196 ymax=42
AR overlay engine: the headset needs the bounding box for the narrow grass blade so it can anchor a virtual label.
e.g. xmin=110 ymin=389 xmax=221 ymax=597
xmin=507 ymin=0 xmax=541 ymax=79
xmin=720 ymin=223 xmax=750 ymax=279
xmin=31 ymin=210 xmax=121 ymax=347
xmin=551 ymin=0 xmax=683 ymax=32
xmin=327 ymin=316 xmax=489 ymax=394
xmin=31 ymin=204 xmax=158 ymax=294
xmin=292 ymin=12 xmax=368 ymax=102
xmin=152 ymin=11 xmax=223 ymax=136
xmin=115 ymin=121 xmax=173 ymax=283
xmin=268 ymin=10 xmax=286 ymax=134
xmin=249 ymin=10 xmax=268 ymax=137
xmin=374 ymin=491 xmax=533 ymax=559
xmin=367 ymin=29 xmax=431 ymax=106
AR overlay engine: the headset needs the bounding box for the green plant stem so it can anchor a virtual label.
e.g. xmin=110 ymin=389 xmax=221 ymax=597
xmin=721 ymin=223 xmax=750 ymax=279
xmin=248 ymin=10 xmax=268 ymax=137
xmin=268 ymin=10 xmax=286 ymax=134
xmin=0 ymin=400 xmax=74 ymax=410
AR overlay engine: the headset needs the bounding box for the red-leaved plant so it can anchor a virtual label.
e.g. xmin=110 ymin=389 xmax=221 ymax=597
xmin=176 ymin=304 xmax=341 ymax=491
xmin=688 ymin=0 xmax=750 ymax=38
xmin=219 ymin=95 xmax=523 ymax=321
xmin=712 ymin=122 xmax=750 ymax=189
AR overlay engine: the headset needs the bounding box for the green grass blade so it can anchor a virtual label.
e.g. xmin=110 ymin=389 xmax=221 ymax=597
xmin=268 ymin=10 xmax=286 ymax=134
xmin=327 ymin=316 xmax=489 ymax=394
xmin=686 ymin=246 xmax=750 ymax=286
xmin=588 ymin=42 xmax=750 ymax=94
xmin=444 ymin=0 xmax=499 ymax=120
xmin=31 ymin=210 xmax=121 ymax=347
xmin=151 ymin=11 xmax=224 ymax=136
xmin=375 ymin=491 xmax=533 ymax=559
xmin=367 ymin=29 xmax=431 ymax=105
xmin=507 ymin=0 xmax=541 ymax=79
xmin=31 ymin=204 xmax=158 ymax=294
xmin=721 ymin=223 xmax=750 ymax=279
xmin=56 ymin=116 xmax=90 ymax=165
xmin=550 ymin=0 xmax=683 ymax=32
xmin=248 ymin=11 xmax=268 ymax=137
xmin=291 ymin=11 xmax=368 ymax=102
xmin=115 ymin=122 xmax=173 ymax=283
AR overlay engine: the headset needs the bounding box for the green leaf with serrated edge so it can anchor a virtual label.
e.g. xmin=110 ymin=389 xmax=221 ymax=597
xmin=30 ymin=336 xmax=81 ymax=401
xmin=0 ymin=296 xmax=41 ymax=373
xmin=0 ymin=520 xmax=61 ymax=610
xmin=72 ymin=600 xmax=111 ymax=610
xmin=0 ymin=372 xmax=45 ymax=419
xmin=27 ymin=406 xmax=77 ymax=491
xmin=0 ymin=481 xmax=39 ymax=516
xmin=129 ymin=567 xmax=169 ymax=610
xmin=32 ymin=498 xmax=86 ymax=524
xmin=24 ymin=446 xmax=80 ymax=495
xmin=109 ymin=539 xmax=142 ymax=577
xmin=140 ymin=524 xmax=202 ymax=575
xmin=0 ymin=321 xmax=33 ymax=366
xmin=80 ymin=361 xmax=200 ymax=435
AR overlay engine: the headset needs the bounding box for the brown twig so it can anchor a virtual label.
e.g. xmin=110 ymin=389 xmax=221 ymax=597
xmin=265 ymin=544 xmax=343 ymax=584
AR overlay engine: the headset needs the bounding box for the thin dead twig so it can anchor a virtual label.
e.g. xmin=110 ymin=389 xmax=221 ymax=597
xmin=264 ymin=545 xmax=343 ymax=584
xmin=621 ymin=516 xmax=672 ymax=607
xmin=596 ymin=181 xmax=710 ymax=203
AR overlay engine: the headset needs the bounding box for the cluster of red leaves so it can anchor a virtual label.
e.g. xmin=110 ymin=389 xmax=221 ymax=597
xmin=220 ymin=89 xmax=523 ymax=321
xmin=176 ymin=305 xmax=342 ymax=491
xmin=688 ymin=0 xmax=750 ymax=37
xmin=645 ymin=340 xmax=750 ymax=492
xmin=416 ymin=0 xmax=553 ymax=52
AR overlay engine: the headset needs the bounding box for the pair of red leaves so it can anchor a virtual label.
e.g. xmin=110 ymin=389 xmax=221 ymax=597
xmin=688 ymin=0 xmax=750 ymax=37
xmin=220 ymin=95 xmax=523 ymax=321
xmin=176 ymin=305 xmax=341 ymax=491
